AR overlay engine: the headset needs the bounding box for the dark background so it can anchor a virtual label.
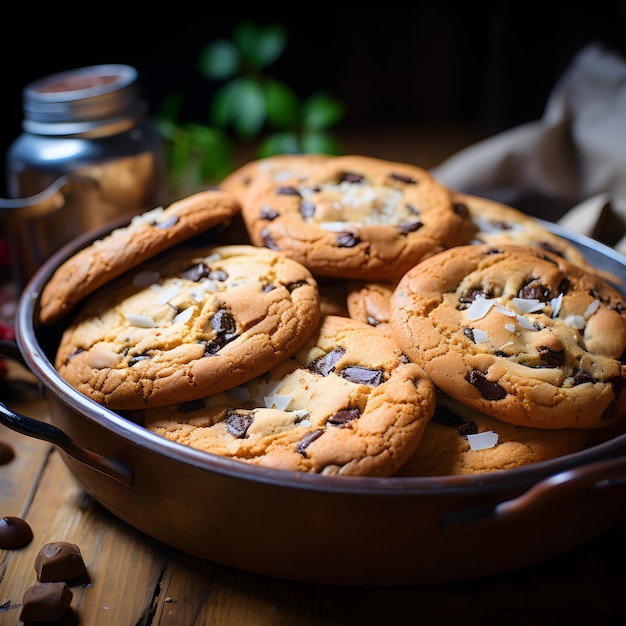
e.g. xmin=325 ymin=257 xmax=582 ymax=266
xmin=2 ymin=2 xmax=625 ymax=197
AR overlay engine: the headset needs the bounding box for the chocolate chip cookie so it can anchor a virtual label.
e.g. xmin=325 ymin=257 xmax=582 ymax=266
xmin=395 ymin=393 xmax=590 ymax=476
xmin=144 ymin=315 xmax=436 ymax=476
xmin=238 ymin=155 xmax=474 ymax=280
xmin=55 ymin=244 xmax=320 ymax=410
xmin=455 ymin=191 xmax=619 ymax=282
xmin=39 ymin=188 xmax=241 ymax=325
xmin=390 ymin=244 xmax=626 ymax=430
xmin=345 ymin=279 xmax=397 ymax=332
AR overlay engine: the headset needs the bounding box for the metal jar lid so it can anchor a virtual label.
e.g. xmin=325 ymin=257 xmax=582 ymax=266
xmin=21 ymin=64 xmax=146 ymax=136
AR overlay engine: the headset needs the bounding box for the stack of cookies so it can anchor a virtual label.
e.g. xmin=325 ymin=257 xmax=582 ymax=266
xmin=41 ymin=154 xmax=626 ymax=477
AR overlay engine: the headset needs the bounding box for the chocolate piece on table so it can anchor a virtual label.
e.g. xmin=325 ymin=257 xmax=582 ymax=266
xmin=35 ymin=541 xmax=87 ymax=582
xmin=19 ymin=582 xmax=73 ymax=622
xmin=0 ymin=515 xmax=33 ymax=549
xmin=0 ymin=440 xmax=14 ymax=464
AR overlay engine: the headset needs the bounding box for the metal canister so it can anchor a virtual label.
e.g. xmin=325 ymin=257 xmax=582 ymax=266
xmin=4 ymin=64 xmax=168 ymax=286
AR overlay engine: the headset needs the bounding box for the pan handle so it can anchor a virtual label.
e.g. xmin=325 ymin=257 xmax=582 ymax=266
xmin=0 ymin=341 xmax=134 ymax=487
xmin=443 ymin=455 xmax=626 ymax=534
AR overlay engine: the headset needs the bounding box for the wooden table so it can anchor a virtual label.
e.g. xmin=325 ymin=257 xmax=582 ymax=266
xmin=1 ymin=378 xmax=626 ymax=625
xmin=2 ymin=128 xmax=626 ymax=624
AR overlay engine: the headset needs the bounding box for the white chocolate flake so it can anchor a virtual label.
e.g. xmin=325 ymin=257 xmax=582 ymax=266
xmin=467 ymin=430 xmax=498 ymax=450
xmin=516 ymin=315 xmax=537 ymax=330
xmin=156 ymin=283 xmax=182 ymax=305
xmin=465 ymin=297 xmax=494 ymax=321
xmin=173 ymin=306 xmax=194 ymax=324
xmin=124 ymin=313 xmax=157 ymax=328
xmin=494 ymin=304 xmax=516 ymax=317
xmin=565 ymin=315 xmax=586 ymax=329
xmin=271 ymin=394 xmax=292 ymax=411
xmin=584 ymin=299 xmax=601 ymax=318
xmin=512 ymin=297 xmax=544 ymax=314
xmin=551 ymin=293 xmax=563 ymax=317
xmin=472 ymin=328 xmax=489 ymax=343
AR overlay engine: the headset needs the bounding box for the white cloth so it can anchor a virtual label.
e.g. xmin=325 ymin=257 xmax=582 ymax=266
xmin=431 ymin=43 xmax=626 ymax=256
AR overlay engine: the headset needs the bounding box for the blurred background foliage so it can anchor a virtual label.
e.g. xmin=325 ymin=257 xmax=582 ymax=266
xmin=157 ymin=22 xmax=346 ymax=195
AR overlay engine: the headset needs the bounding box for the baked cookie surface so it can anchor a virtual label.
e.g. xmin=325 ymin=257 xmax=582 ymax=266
xmin=455 ymin=192 xmax=618 ymax=281
xmin=143 ymin=315 xmax=436 ymax=476
xmin=39 ymin=189 xmax=240 ymax=325
xmin=395 ymin=393 xmax=590 ymax=476
xmin=346 ymin=280 xmax=396 ymax=331
xmin=390 ymin=244 xmax=626 ymax=430
xmin=55 ymin=244 xmax=320 ymax=410
xmin=219 ymin=153 xmax=332 ymax=205
xmin=238 ymin=155 xmax=474 ymax=280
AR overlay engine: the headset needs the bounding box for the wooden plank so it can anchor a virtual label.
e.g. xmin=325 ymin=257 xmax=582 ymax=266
xmin=1 ymin=441 xmax=169 ymax=624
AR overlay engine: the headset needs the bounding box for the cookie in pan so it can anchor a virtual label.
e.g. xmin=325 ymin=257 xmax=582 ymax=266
xmin=239 ymin=154 xmax=474 ymax=280
xmin=55 ymin=244 xmax=320 ymax=410
xmin=219 ymin=153 xmax=333 ymax=205
xmin=394 ymin=393 xmax=590 ymax=476
xmin=39 ymin=188 xmax=241 ymax=325
xmin=390 ymin=244 xmax=626 ymax=430
xmin=345 ymin=279 xmax=397 ymax=332
xmin=455 ymin=191 xmax=620 ymax=283
xmin=143 ymin=315 xmax=436 ymax=476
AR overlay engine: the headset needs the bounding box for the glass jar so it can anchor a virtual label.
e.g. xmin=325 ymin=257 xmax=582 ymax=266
xmin=4 ymin=64 xmax=168 ymax=286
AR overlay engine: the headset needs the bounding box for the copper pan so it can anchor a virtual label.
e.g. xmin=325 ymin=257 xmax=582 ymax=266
xmin=1 ymin=219 xmax=625 ymax=587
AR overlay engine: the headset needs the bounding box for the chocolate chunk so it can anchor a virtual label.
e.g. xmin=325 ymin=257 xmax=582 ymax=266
xmin=336 ymin=232 xmax=360 ymax=247
xmin=35 ymin=542 xmax=87 ymax=582
xmin=276 ymin=186 xmax=301 ymax=196
xmin=261 ymin=229 xmax=279 ymax=250
xmin=468 ymin=370 xmax=507 ymax=400
xmin=286 ymin=280 xmax=309 ymax=292
xmin=309 ymin=347 xmax=346 ymax=376
xmin=300 ymin=201 xmax=315 ymax=218
xmin=518 ymin=278 xmax=551 ymax=302
xmin=328 ymin=407 xmax=361 ymax=426
xmin=180 ymin=399 xmax=207 ymax=413
xmin=388 ymin=172 xmax=417 ymax=185
xmin=339 ymin=171 xmax=364 ymax=183
xmin=399 ymin=220 xmax=423 ymax=234
xmin=452 ymin=202 xmax=470 ymax=219
xmin=463 ymin=327 xmax=476 ymax=343
xmin=537 ymin=346 xmax=565 ymax=367
xmin=0 ymin=516 xmax=33 ymax=549
xmin=458 ymin=287 xmax=493 ymax=308
xmin=182 ymin=262 xmax=211 ymax=282
xmin=19 ymin=582 xmax=73 ymax=622
xmin=432 ymin=407 xmax=478 ymax=436
xmin=341 ymin=366 xmax=383 ymax=386
xmin=211 ymin=309 xmax=237 ymax=344
xmin=260 ymin=206 xmax=279 ymax=220
xmin=539 ymin=241 xmax=565 ymax=257
xmin=0 ymin=440 xmax=14 ymax=465
xmin=226 ymin=411 xmax=255 ymax=438
xmin=129 ymin=354 xmax=150 ymax=366
xmin=573 ymin=369 xmax=596 ymax=385
xmin=296 ymin=429 xmax=323 ymax=455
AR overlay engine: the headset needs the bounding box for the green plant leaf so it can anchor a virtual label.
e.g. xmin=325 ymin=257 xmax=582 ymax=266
xmin=210 ymin=78 xmax=266 ymax=138
xmin=302 ymin=92 xmax=346 ymax=131
xmin=197 ymin=39 xmax=241 ymax=80
xmin=264 ymin=79 xmax=299 ymax=130
xmin=258 ymin=132 xmax=301 ymax=158
xmin=300 ymin=130 xmax=343 ymax=155
xmin=233 ymin=21 xmax=287 ymax=69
